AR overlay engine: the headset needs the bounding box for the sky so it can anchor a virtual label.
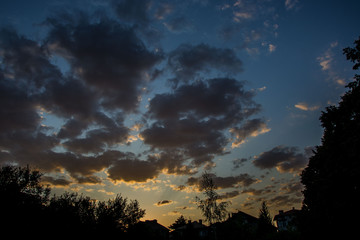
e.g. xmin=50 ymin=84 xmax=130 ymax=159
xmin=0 ymin=0 xmax=359 ymax=227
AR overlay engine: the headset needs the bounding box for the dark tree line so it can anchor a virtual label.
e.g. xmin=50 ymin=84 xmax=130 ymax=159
xmin=0 ymin=165 xmax=145 ymax=238
xmin=301 ymin=36 xmax=360 ymax=238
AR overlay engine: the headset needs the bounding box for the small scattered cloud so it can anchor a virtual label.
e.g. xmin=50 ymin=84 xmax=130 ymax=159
xmin=258 ymin=86 xmax=267 ymax=92
xmin=233 ymin=12 xmax=252 ymax=22
xmin=241 ymin=187 xmax=272 ymax=196
xmin=230 ymin=119 xmax=270 ymax=148
xmin=164 ymin=16 xmax=193 ymax=33
xmin=253 ymin=146 xmax=309 ymax=174
xmin=163 ymin=211 xmax=181 ymax=216
xmin=268 ymin=44 xmax=276 ymax=53
xmin=294 ymin=102 xmax=320 ymax=111
xmin=232 ymin=158 xmax=249 ymax=169
xmin=317 ymin=41 xmax=347 ymax=86
xmin=218 ymin=190 xmax=240 ymax=200
xmin=285 ymin=0 xmax=299 ymax=10
xmin=186 ymin=173 xmax=259 ymax=191
xmin=155 ymin=200 xmax=174 ymax=206
xmin=167 ymin=43 xmax=243 ymax=85
xmin=42 ymin=176 xmax=72 ymax=187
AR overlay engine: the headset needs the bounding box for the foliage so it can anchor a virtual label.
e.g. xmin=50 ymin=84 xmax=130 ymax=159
xmin=169 ymin=215 xmax=187 ymax=230
xmin=0 ymin=164 xmax=145 ymax=237
xmin=96 ymin=194 xmax=145 ymax=230
xmin=257 ymin=201 xmax=276 ymax=238
xmin=301 ymin=36 xmax=360 ymax=237
xmin=0 ymin=165 xmax=50 ymax=205
xmin=0 ymin=165 xmax=51 ymax=236
xmin=258 ymin=201 xmax=272 ymax=226
xmin=195 ymin=172 xmax=230 ymax=225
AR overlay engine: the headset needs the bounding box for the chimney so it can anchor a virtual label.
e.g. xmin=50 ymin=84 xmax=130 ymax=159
xmin=188 ymin=220 xmax=192 ymax=224
xmin=279 ymin=210 xmax=284 ymax=214
xmin=199 ymin=219 xmax=202 ymax=225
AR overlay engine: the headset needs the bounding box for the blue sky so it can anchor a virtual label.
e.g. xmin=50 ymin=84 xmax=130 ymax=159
xmin=0 ymin=0 xmax=359 ymax=226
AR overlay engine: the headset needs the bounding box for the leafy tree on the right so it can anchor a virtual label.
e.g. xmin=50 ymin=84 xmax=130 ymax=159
xmin=301 ymin=37 xmax=360 ymax=237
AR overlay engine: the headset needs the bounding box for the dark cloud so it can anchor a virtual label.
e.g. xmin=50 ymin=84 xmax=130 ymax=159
xmin=0 ymin=28 xmax=62 ymax=92
xmin=41 ymin=77 xmax=99 ymax=119
xmin=142 ymin=78 xmax=263 ymax=167
xmin=0 ymin=79 xmax=40 ymax=133
xmin=280 ymin=181 xmax=303 ymax=197
xmin=154 ymin=3 xmax=173 ymax=20
xmin=112 ymin=0 xmax=151 ymax=26
xmin=42 ymin=176 xmax=72 ymax=187
xmin=230 ymin=118 xmax=270 ymax=147
xmin=147 ymin=151 xmax=195 ymax=175
xmin=63 ymin=123 xmax=129 ymax=154
xmin=0 ymin=6 xmax=268 ymax=187
xmin=187 ymin=173 xmax=258 ymax=190
xmin=108 ymin=158 xmax=159 ymax=183
xmin=167 ymin=43 xmax=243 ymax=86
xmin=147 ymin=78 xmax=257 ymax=120
xmin=57 ymin=118 xmax=89 ymax=139
xmin=46 ymin=13 xmax=163 ymax=112
xmin=218 ymin=190 xmax=240 ymax=200
xmin=155 ymin=200 xmax=174 ymax=206
xmin=253 ymin=146 xmax=308 ymax=173
xmin=241 ymin=187 xmax=273 ymax=196
xmin=0 ymin=9 xmax=167 ymax=184
xmin=232 ymin=158 xmax=249 ymax=169
xmin=267 ymin=195 xmax=302 ymax=207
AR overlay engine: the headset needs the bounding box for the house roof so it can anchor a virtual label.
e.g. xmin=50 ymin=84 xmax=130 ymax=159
xmin=273 ymin=208 xmax=300 ymax=221
xmin=138 ymin=219 xmax=170 ymax=232
xmin=176 ymin=220 xmax=206 ymax=230
xmin=228 ymin=210 xmax=258 ymax=223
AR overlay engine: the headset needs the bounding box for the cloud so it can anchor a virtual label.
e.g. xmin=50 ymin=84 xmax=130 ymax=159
xmin=155 ymin=200 xmax=174 ymax=206
xmin=317 ymin=41 xmax=346 ymax=86
xmin=112 ymin=0 xmax=151 ymax=26
xmin=285 ymin=0 xmax=299 ymax=10
xmin=186 ymin=173 xmax=259 ymax=190
xmin=253 ymin=146 xmax=308 ymax=174
xmin=164 ymin=16 xmax=193 ymax=33
xmin=163 ymin=211 xmax=181 ymax=216
xmin=241 ymin=187 xmax=273 ymax=196
xmin=232 ymin=158 xmax=249 ymax=169
xmin=294 ymin=102 xmax=320 ymax=111
xmin=218 ymin=190 xmax=240 ymax=200
xmin=46 ymin=13 xmax=163 ymax=112
xmin=105 ymin=151 xmax=160 ymax=183
xmin=141 ymin=78 xmax=262 ymax=167
xmin=154 ymin=3 xmax=173 ymax=20
xmin=0 ymin=8 xmax=267 ymax=187
xmin=267 ymin=194 xmax=302 ymax=207
xmin=280 ymin=181 xmax=303 ymax=196
xmin=233 ymin=12 xmax=252 ymax=22
xmin=0 ymin=16 xmax=162 ymax=184
xmin=230 ymin=119 xmax=270 ymax=148
xmin=268 ymin=44 xmax=276 ymax=53
xmin=167 ymin=43 xmax=243 ymax=85
xmin=41 ymin=176 xmax=72 ymax=187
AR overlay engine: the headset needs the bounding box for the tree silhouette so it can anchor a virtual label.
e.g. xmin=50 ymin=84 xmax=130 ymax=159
xmin=301 ymin=36 xmax=360 ymax=237
xmin=96 ymin=194 xmax=145 ymax=231
xmin=0 ymin=164 xmax=146 ymax=237
xmin=257 ymin=201 xmax=275 ymax=237
xmin=0 ymin=165 xmax=50 ymax=236
xmin=258 ymin=201 xmax=272 ymax=226
xmin=195 ymin=172 xmax=229 ymax=225
xmin=169 ymin=215 xmax=187 ymax=230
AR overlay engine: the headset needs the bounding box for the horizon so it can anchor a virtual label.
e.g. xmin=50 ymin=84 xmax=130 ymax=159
xmin=0 ymin=0 xmax=359 ymax=227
